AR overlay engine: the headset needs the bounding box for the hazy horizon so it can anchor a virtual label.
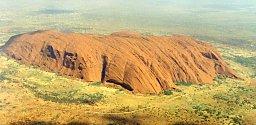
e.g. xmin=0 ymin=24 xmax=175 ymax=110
xmin=0 ymin=0 xmax=256 ymax=50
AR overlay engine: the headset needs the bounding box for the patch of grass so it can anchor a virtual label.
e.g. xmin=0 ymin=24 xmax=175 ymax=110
xmin=252 ymin=104 xmax=256 ymax=109
xmin=22 ymin=81 xmax=105 ymax=105
xmin=251 ymin=72 xmax=256 ymax=78
xmin=212 ymin=94 xmax=229 ymax=102
xmin=192 ymin=104 xmax=244 ymax=124
xmin=192 ymin=104 xmax=217 ymax=118
xmin=232 ymin=56 xmax=256 ymax=70
xmin=175 ymin=82 xmax=192 ymax=86
xmin=0 ymin=69 xmax=16 ymax=81
xmin=115 ymin=90 xmax=124 ymax=94
xmin=213 ymin=76 xmax=226 ymax=84
xmin=90 ymin=82 xmax=102 ymax=86
xmin=163 ymin=90 xmax=173 ymax=95
xmin=36 ymin=91 xmax=104 ymax=104
xmin=119 ymin=106 xmax=132 ymax=112
xmin=213 ymin=93 xmax=251 ymax=106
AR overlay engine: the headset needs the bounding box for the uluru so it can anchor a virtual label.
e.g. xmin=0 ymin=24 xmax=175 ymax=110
xmin=2 ymin=30 xmax=240 ymax=94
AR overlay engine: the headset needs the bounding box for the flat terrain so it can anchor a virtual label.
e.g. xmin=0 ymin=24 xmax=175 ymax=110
xmin=0 ymin=44 xmax=255 ymax=125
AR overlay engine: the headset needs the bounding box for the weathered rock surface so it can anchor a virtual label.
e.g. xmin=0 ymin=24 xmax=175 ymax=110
xmin=2 ymin=30 xmax=240 ymax=93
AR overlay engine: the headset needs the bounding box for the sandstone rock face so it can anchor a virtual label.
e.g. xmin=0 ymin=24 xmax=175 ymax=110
xmin=2 ymin=30 xmax=240 ymax=93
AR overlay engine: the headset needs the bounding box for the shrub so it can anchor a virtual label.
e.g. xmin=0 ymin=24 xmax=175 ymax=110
xmin=230 ymin=115 xmax=244 ymax=124
xmin=163 ymin=90 xmax=173 ymax=95
xmin=175 ymin=82 xmax=192 ymax=86
xmin=252 ymin=104 xmax=256 ymax=109
xmin=76 ymin=92 xmax=104 ymax=104
xmin=213 ymin=94 xmax=229 ymax=101
xmin=91 ymin=82 xmax=102 ymax=86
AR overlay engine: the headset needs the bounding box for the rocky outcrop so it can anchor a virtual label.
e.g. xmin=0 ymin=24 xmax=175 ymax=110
xmin=2 ymin=30 xmax=240 ymax=94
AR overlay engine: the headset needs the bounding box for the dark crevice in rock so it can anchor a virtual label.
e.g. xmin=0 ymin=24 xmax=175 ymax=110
xmin=63 ymin=51 xmax=77 ymax=70
xmin=46 ymin=45 xmax=56 ymax=59
xmin=156 ymin=77 xmax=163 ymax=88
xmin=56 ymin=50 xmax=61 ymax=58
xmin=202 ymin=52 xmax=219 ymax=60
xmin=101 ymin=55 xmax=108 ymax=83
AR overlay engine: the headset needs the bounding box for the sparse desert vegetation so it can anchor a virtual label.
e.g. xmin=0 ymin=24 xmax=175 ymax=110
xmin=175 ymin=82 xmax=192 ymax=86
xmin=163 ymin=90 xmax=173 ymax=95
